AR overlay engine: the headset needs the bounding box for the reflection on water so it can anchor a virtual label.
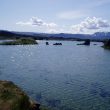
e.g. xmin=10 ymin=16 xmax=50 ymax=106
xmin=0 ymin=41 xmax=110 ymax=110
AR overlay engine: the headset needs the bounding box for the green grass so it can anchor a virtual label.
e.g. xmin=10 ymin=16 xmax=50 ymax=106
xmin=0 ymin=38 xmax=38 ymax=45
xmin=0 ymin=80 xmax=40 ymax=110
xmin=11 ymin=95 xmax=30 ymax=110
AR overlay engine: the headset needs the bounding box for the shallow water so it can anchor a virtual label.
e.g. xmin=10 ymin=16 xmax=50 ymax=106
xmin=0 ymin=41 xmax=110 ymax=110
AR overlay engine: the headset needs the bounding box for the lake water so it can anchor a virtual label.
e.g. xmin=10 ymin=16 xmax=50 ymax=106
xmin=0 ymin=41 xmax=110 ymax=110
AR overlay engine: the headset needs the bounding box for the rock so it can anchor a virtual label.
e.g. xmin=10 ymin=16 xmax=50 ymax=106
xmin=53 ymin=43 xmax=62 ymax=45
xmin=84 ymin=39 xmax=90 ymax=45
xmin=93 ymin=44 xmax=97 ymax=45
xmin=46 ymin=42 xmax=49 ymax=45
xmin=77 ymin=39 xmax=90 ymax=45
xmin=0 ymin=80 xmax=40 ymax=110
xmin=30 ymin=101 xmax=40 ymax=110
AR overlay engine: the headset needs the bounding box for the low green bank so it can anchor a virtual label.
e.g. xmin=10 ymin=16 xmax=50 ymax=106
xmin=0 ymin=38 xmax=38 ymax=45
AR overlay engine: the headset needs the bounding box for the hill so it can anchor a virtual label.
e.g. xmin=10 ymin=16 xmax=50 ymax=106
xmin=0 ymin=30 xmax=110 ymax=41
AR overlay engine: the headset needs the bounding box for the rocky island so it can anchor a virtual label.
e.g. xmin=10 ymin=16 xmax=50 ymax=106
xmin=77 ymin=39 xmax=90 ymax=45
xmin=0 ymin=80 xmax=41 ymax=110
xmin=0 ymin=38 xmax=38 ymax=45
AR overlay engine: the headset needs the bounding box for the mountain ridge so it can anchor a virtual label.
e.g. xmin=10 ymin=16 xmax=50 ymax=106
xmin=0 ymin=30 xmax=110 ymax=41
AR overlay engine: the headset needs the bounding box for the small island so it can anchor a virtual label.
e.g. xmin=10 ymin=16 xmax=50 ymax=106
xmin=0 ymin=80 xmax=40 ymax=110
xmin=53 ymin=43 xmax=62 ymax=45
xmin=77 ymin=39 xmax=90 ymax=46
xmin=0 ymin=38 xmax=38 ymax=45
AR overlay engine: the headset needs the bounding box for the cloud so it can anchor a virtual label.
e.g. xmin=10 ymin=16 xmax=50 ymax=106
xmin=16 ymin=22 xmax=32 ymax=26
xmin=16 ymin=17 xmax=57 ymax=28
xmin=30 ymin=17 xmax=44 ymax=26
xmin=16 ymin=17 xmax=110 ymax=34
xmin=57 ymin=10 xmax=87 ymax=20
xmin=71 ymin=17 xmax=110 ymax=33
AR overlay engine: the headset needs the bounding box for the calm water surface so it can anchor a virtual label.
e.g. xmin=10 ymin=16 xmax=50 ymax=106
xmin=0 ymin=41 xmax=110 ymax=110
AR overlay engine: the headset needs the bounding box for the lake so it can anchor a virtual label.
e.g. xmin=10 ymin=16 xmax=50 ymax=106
xmin=0 ymin=40 xmax=110 ymax=110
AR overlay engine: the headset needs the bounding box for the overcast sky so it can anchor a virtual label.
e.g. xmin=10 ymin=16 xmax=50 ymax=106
xmin=0 ymin=0 xmax=110 ymax=34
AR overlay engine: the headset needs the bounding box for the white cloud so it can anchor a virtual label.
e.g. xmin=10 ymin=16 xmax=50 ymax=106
xmin=47 ymin=29 xmax=58 ymax=33
xmin=16 ymin=17 xmax=57 ymax=28
xmin=16 ymin=17 xmax=110 ymax=34
xmin=43 ymin=22 xmax=57 ymax=28
xmin=16 ymin=22 xmax=32 ymax=26
xmin=30 ymin=17 xmax=44 ymax=26
xmin=71 ymin=17 xmax=110 ymax=33
xmin=57 ymin=10 xmax=87 ymax=20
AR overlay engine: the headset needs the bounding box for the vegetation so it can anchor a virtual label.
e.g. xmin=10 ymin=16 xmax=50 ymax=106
xmin=102 ymin=39 xmax=110 ymax=49
xmin=0 ymin=38 xmax=38 ymax=45
xmin=0 ymin=80 xmax=40 ymax=110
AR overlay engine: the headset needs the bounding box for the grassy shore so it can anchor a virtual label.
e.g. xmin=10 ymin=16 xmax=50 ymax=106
xmin=0 ymin=80 xmax=50 ymax=110
xmin=0 ymin=38 xmax=38 ymax=45
xmin=0 ymin=80 xmax=41 ymax=110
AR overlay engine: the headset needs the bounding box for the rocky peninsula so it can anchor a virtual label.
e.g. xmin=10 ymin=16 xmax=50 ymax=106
xmin=0 ymin=80 xmax=41 ymax=110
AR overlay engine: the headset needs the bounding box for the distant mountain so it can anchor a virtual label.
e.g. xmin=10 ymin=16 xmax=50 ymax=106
xmin=92 ymin=32 xmax=110 ymax=40
xmin=0 ymin=30 xmax=110 ymax=41
xmin=0 ymin=30 xmax=45 ymax=40
xmin=0 ymin=30 xmax=15 ymax=37
xmin=47 ymin=33 xmax=91 ymax=39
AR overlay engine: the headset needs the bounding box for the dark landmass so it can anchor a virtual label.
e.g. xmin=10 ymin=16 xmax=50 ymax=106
xmin=77 ymin=39 xmax=90 ymax=45
xmin=0 ymin=80 xmax=40 ymax=110
xmin=1 ymin=30 xmax=110 ymax=42
xmin=0 ymin=38 xmax=38 ymax=45
xmin=102 ymin=39 xmax=110 ymax=49
xmin=0 ymin=30 xmax=44 ymax=40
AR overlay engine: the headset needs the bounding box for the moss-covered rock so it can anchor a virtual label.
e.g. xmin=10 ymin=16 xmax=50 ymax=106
xmin=0 ymin=38 xmax=38 ymax=45
xmin=0 ymin=80 xmax=40 ymax=110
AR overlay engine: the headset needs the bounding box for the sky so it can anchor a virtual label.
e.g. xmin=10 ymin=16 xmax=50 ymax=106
xmin=0 ymin=0 xmax=110 ymax=34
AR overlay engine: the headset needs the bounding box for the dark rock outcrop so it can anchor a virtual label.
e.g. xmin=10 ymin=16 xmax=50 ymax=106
xmin=77 ymin=39 xmax=90 ymax=45
xmin=46 ymin=42 xmax=49 ymax=45
xmin=53 ymin=43 xmax=62 ymax=45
